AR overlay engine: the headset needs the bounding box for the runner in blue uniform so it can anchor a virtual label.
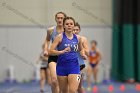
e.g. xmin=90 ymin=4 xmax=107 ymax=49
xmin=73 ymin=22 xmax=89 ymax=93
xmin=49 ymin=17 xmax=86 ymax=93
xmin=44 ymin=12 xmax=67 ymax=93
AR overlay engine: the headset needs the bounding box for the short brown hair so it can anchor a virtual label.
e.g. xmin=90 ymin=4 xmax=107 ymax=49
xmin=63 ymin=17 xmax=76 ymax=26
xmin=91 ymin=40 xmax=97 ymax=46
xmin=75 ymin=22 xmax=81 ymax=30
xmin=55 ymin=12 xmax=67 ymax=19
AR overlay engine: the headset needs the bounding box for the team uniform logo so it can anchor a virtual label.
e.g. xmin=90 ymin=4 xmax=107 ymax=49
xmin=64 ymin=44 xmax=78 ymax=52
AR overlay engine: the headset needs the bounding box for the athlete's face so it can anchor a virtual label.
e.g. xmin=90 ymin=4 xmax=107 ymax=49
xmin=73 ymin=26 xmax=80 ymax=35
xmin=91 ymin=43 xmax=96 ymax=50
xmin=55 ymin=13 xmax=65 ymax=26
xmin=64 ymin=19 xmax=75 ymax=32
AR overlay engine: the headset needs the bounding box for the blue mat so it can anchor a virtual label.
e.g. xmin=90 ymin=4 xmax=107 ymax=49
xmin=0 ymin=81 xmax=139 ymax=93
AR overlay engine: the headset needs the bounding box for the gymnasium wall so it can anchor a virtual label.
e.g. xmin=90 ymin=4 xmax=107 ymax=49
xmin=0 ymin=0 xmax=112 ymax=26
xmin=0 ymin=0 xmax=48 ymax=25
xmin=0 ymin=26 xmax=112 ymax=82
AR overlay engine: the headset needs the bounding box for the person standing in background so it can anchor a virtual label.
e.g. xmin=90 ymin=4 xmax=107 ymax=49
xmin=87 ymin=40 xmax=101 ymax=91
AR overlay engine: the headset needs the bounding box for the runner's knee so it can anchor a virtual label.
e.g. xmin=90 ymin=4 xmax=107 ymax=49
xmin=51 ymin=77 xmax=58 ymax=86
